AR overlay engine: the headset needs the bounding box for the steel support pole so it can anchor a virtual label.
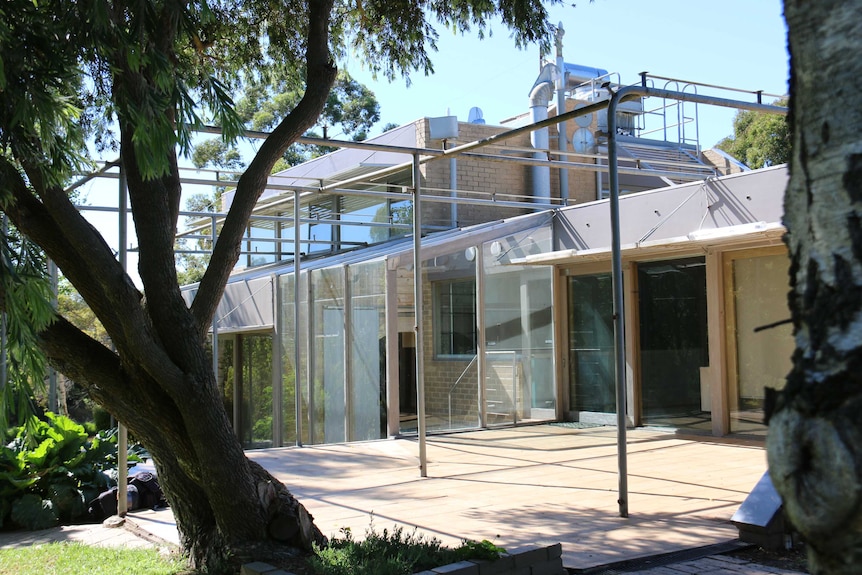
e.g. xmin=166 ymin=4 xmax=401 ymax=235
xmin=48 ymin=261 xmax=59 ymax=413
xmin=117 ymin=166 xmax=128 ymax=517
xmin=1 ymin=216 xmax=7 ymax=395
xmin=412 ymin=153 xmax=427 ymax=477
xmin=294 ymin=190 xmax=303 ymax=446
xmin=607 ymin=91 xmax=629 ymax=519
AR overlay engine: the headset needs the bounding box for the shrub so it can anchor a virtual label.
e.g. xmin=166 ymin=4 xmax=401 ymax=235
xmin=92 ymin=405 xmax=112 ymax=432
xmin=0 ymin=413 xmax=143 ymax=530
xmin=309 ymin=524 xmax=504 ymax=575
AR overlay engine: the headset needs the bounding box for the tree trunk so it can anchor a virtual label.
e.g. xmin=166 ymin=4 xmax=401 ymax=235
xmin=767 ymin=2 xmax=862 ymax=573
xmin=0 ymin=0 xmax=338 ymax=569
xmin=36 ymin=311 xmax=326 ymax=573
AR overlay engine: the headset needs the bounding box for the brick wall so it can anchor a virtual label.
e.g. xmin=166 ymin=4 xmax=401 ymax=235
xmin=412 ymin=106 xmax=599 ymax=231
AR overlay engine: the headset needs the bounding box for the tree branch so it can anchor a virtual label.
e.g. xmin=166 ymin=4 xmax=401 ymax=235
xmin=0 ymin=157 xmax=189 ymax=397
xmin=191 ymin=0 xmax=338 ymax=333
xmin=0 ymin=156 xmax=135 ymax=336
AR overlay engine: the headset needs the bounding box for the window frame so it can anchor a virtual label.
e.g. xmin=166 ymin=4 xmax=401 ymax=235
xmin=433 ymin=278 xmax=477 ymax=359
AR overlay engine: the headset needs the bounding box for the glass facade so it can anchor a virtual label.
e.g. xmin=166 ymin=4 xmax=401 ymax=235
xmin=567 ymin=273 xmax=615 ymax=414
xmin=424 ymin=248 xmax=479 ymax=432
xmin=279 ymin=273 xmax=307 ymax=446
xmin=309 ymin=268 xmax=345 ymax=443
xmin=482 ymin=225 xmax=555 ymax=425
xmin=727 ymin=251 xmax=792 ymax=434
xmin=638 ymin=257 xmax=710 ymax=429
xmin=348 ymin=261 xmax=387 ymax=441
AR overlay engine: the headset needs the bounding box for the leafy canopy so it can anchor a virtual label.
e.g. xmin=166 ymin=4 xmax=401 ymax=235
xmin=1 ymin=0 xmax=558 ymax=183
xmin=716 ymin=98 xmax=790 ymax=169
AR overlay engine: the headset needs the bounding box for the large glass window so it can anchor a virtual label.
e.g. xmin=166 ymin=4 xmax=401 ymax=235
xmin=279 ymin=272 xmax=307 ymax=446
xmin=434 ymin=279 xmax=477 ymax=357
xmin=215 ymin=334 xmax=275 ymax=449
xmin=638 ymin=257 xmax=710 ymax=430
xmin=423 ymin=249 xmax=478 ymax=432
xmin=484 ymin=265 xmax=555 ymax=425
xmin=310 ymin=268 xmax=346 ymax=444
xmin=348 ymin=261 xmax=387 ymax=441
xmin=726 ymin=250 xmax=792 ymax=435
xmin=239 ymin=334 xmax=274 ymax=449
xmin=568 ymin=273 xmax=615 ymax=415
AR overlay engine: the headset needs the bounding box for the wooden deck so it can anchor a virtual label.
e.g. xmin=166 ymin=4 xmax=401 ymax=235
xmin=248 ymin=425 xmax=768 ymax=570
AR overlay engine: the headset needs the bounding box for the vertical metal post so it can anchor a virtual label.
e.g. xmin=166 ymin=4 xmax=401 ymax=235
xmin=555 ymin=23 xmax=569 ymax=202
xmin=448 ymin=142 xmax=458 ymax=228
xmin=1 ymin=215 xmax=7 ymax=394
xmin=272 ymin=273 xmax=283 ymax=447
xmin=342 ymin=266 xmax=352 ymax=441
xmin=294 ymin=190 xmax=303 ymax=446
xmin=475 ymin=247 xmax=486 ymax=428
xmin=607 ymin=93 xmax=629 ymax=518
xmin=117 ymin=165 xmax=128 ymax=517
xmin=412 ymin=153 xmax=427 ymax=477
xmin=48 ymin=261 xmax=59 ymax=413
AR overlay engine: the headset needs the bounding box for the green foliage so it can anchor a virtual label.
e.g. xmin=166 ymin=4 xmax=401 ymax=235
xmin=371 ymin=202 xmax=413 ymax=243
xmin=10 ymin=494 xmax=58 ymax=531
xmin=716 ymin=98 xmax=790 ymax=169
xmin=0 ymin=413 xmax=141 ymax=530
xmin=309 ymin=524 xmax=505 ymax=575
xmin=0 ymin=224 xmax=55 ymax=431
xmin=194 ymin=70 xmax=383 ymax=178
xmin=91 ymin=406 xmax=112 ymax=433
xmin=0 ymin=542 xmax=188 ymax=575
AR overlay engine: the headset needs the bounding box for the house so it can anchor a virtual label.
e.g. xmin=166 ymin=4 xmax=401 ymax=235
xmin=181 ymin=60 xmax=789 ymax=449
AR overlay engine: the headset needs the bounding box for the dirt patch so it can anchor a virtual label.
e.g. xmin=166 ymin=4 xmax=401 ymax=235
xmin=727 ymin=544 xmax=809 ymax=573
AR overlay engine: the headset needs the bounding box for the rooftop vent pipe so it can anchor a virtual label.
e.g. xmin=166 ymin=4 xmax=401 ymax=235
xmin=529 ymin=63 xmax=556 ymax=201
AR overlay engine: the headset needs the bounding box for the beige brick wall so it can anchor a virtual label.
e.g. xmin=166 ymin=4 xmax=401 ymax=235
xmin=419 ymin=272 xmax=480 ymax=425
xmin=417 ymin=119 xmax=534 ymax=229
xmin=413 ymin=113 xmax=599 ymax=229
xmin=702 ymin=148 xmax=747 ymax=175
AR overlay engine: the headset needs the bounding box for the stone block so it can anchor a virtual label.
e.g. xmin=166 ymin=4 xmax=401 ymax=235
xmin=511 ymin=547 xmax=548 ymax=568
xmin=476 ymin=554 xmax=515 ymax=575
xmin=433 ymin=560 xmax=479 ymax=575
xmin=530 ymin=559 xmax=566 ymax=575
xmin=240 ymin=561 xmax=279 ymax=575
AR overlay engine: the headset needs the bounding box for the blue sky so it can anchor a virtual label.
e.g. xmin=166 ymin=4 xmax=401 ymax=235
xmin=79 ymin=0 xmax=789 ymax=283
xmin=340 ymin=0 xmax=789 ymax=148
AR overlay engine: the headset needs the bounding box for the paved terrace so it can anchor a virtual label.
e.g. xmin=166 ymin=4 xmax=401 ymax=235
xmin=246 ymin=425 xmax=768 ymax=570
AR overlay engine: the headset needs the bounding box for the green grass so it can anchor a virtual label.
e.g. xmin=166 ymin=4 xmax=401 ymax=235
xmin=0 ymin=524 xmax=503 ymax=575
xmin=0 ymin=543 xmax=189 ymax=575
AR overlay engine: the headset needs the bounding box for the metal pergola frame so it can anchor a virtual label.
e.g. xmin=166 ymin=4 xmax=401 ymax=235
xmin=60 ymin=73 xmax=787 ymax=519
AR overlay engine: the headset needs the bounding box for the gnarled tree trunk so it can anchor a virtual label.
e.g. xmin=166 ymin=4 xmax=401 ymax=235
xmin=0 ymin=1 xmax=336 ymax=572
xmin=767 ymin=1 xmax=862 ymax=573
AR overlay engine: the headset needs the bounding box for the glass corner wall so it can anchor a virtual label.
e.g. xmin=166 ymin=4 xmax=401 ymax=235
xmin=348 ymin=261 xmax=387 ymax=441
xmin=279 ymin=261 xmax=388 ymax=446
xmin=278 ymin=271 xmax=307 ymax=446
xmin=420 ymin=248 xmax=480 ymax=432
xmin=214 ymin=332 xmax=275 ymax=450
xmin=481 ymin=223 xmax=556 ymax=425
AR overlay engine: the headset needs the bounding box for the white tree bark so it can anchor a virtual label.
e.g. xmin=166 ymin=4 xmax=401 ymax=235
xmin=767 ymin=1 xmax=862 ymax=573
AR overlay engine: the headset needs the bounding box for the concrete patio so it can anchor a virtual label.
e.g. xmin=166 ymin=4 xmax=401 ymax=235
xmin=244 ymin=424 xmax=768 ymax=571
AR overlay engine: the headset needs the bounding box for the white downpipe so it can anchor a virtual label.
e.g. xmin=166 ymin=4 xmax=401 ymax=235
xmin=555 ymin=23 xmax=569 ymax=202
xmin=529 ymin=64 xmax=556 ymax=201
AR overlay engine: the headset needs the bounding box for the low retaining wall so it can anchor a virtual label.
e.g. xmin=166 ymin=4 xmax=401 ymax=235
xmin=241 ymin=543 xmax=567 ymax=575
